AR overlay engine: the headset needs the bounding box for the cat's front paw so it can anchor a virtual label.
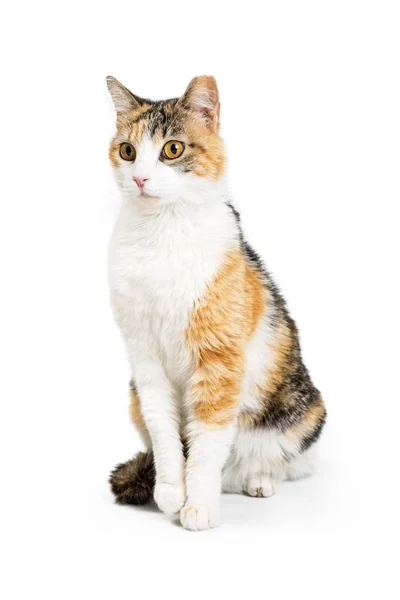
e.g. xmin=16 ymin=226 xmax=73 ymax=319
xmin=180 ymin=503 xmax=220 ymax=531
xmin=154 ymin=481 xmax=185 ymax=515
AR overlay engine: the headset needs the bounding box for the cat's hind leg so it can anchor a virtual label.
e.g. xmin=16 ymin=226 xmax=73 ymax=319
xmin=285 ymin=443 xmax=318 ymax=480
xmin=222 ymin=428 xmax=291 ymax=497
xmin=221 ymin=430 xmax=284 ymax=497
xmin=222 ymin=457 xmax=283 ymax=497
xmin=242 ymin=440 xmax=318 ymax=495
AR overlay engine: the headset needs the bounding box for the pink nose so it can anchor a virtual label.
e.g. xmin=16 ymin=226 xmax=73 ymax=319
xmin=133 ymin=177 xmax=149 ymax=189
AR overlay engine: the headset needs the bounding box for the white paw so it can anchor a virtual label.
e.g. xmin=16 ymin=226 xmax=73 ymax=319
xmin=180 ymin=503 xmax=220 ymax=531
xmin=154 ymin=481 xmax=185 ymax=515
xmin=245 ymin=474 xmax=280 ymax=498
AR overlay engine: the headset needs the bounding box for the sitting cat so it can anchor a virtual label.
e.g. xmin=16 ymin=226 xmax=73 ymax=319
xmin=106 ymin=75 xmax=326 ymax=530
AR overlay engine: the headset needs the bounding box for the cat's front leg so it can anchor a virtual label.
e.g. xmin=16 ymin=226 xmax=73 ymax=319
xmin=130 ymin=354 xmax=185 ymax=516
xmin=181 ymin=354 xmax=242 ymax=530
xmin=181 ymin=418 xmax=237 ymax=531
xmin=180 ymin=250 xmax=248 ymax=530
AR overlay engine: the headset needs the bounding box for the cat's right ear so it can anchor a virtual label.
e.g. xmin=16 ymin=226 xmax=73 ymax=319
xmin=106 ymin=76 xmax=142 ymax=115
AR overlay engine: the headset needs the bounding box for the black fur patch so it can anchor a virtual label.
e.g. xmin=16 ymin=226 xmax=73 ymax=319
xmin=109 ymin=451 xmax=155 ymax=505
xmin=227 ymin=201 xmax=326 ymax=450
xmin=300 ymin=408 xmax=327 ymax=451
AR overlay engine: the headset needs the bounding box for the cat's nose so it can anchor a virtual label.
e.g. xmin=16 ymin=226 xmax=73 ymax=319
xmin=133 ymin=177 xmax=149 ymax=189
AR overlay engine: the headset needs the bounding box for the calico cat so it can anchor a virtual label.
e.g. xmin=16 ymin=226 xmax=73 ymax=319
xmin=106 ymin=75 xmax=326 ymax=531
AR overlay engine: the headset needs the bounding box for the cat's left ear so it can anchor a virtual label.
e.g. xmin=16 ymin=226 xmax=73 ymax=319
xmin=106 ymin=76 xmax=143 ymax=116
xmin=178 ymin=76 xmax=220 ymax=131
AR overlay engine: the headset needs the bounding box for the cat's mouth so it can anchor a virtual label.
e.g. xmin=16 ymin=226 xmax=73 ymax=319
xmin=123 ymin=182 xmax=161 ymax=202
xmin=139 ymin=189 xmax=160 ymax=202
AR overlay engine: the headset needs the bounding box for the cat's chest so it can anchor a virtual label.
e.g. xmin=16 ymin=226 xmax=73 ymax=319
xmin=110 ymin=242 xmax=207 ymax=321
xmin=108 ymin=203 xmax=236 ymax=334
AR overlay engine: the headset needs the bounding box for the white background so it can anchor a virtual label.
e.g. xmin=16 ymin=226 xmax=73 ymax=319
xmin=1 ymin=1 xmax=399 ymax=598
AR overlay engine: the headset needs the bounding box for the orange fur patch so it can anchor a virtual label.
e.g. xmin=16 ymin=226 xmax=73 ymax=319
xmin=286 ymin=393 xmax=325 ymax=444
xmin=185 ymin=118 xmax=225 ymax=180
xmin=109 ymin=139 xmax=121 ymax=169
xmin=129 ymin=119 xmax=150 ymax=145
xmin=186 ymin=249 xmax=266 ymax=427
xmin=129 ymin=387 xmax=149 ymax=438
xmin=237 ymin=314 xmax=296 ymax=428
xmin=262 ymin=320 xmax=294 ymax=396
xmin=109 ymin=115 xmax=150 ymax=168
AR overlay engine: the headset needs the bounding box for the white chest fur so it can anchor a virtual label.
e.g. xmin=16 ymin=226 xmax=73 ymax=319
xmin=108 ymin=198 xmax=238 ymax=389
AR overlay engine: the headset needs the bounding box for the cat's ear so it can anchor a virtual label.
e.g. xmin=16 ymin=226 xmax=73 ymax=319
xmin=178 ymin=76 xmax=220 ymax=130
xmin=106 ymin=76 xmax=142 ymax=115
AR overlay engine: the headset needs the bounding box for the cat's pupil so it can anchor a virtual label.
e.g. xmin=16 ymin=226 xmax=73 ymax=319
xmin=171 ymin=144 xmax=178 ymax=154
xmin=126 ymin=145 xmax=131 ymax=155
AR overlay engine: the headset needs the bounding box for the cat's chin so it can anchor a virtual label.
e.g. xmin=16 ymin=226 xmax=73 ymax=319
xmin=127 ymin=192 xmax=192 ymax=209
xmin=138 ymin=192 xmax=161 ymax=204
xmin=124 ymin=189 xmax=162 ymax=206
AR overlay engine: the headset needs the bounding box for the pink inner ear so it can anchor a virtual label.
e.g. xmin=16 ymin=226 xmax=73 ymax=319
xmin=180 ymin=76 xmax=220 ymax=129
xmin=189 ymin=84 xmax=220 ymax=129
xmin=192 ymin=87 xmax=217 ymax=111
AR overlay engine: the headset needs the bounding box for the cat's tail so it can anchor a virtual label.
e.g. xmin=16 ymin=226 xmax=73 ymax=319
xmin=109 ymin=451 xmax=155 ymax=505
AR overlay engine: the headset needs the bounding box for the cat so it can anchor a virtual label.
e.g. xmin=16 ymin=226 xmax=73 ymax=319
xmin=106 ymin=75 xmax=326 ymax=531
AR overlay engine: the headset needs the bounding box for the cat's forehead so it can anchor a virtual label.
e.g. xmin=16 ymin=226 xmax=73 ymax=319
xmin=120 ymin=99 xmax=187 ymax=144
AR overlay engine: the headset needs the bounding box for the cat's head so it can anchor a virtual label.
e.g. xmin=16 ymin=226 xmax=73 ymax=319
xmin=107 ymin=76 xmax=225 ymax=207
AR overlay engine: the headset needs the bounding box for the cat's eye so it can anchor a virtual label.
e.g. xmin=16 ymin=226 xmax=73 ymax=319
xmin=119 ymin=143 xmax=136 ymax=161
xmin=162 ymin=141 xmax=185 ymax=160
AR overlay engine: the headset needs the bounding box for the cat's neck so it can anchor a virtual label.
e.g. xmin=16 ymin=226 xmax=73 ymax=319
xmin=119 ymin=178 xmax=231 ymax=223
xmin=113 ymin=180 xmax=237 ymax=252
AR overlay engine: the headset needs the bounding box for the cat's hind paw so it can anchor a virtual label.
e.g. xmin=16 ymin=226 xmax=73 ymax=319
xmin=245 ymin=474 xmax=281 ymax=498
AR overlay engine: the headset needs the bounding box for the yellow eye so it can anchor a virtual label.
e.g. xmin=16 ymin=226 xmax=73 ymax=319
xmin=119 ymin=143 xmax=136 ymax=161
xmin=162 ymin=141 xmax=185 ymax=160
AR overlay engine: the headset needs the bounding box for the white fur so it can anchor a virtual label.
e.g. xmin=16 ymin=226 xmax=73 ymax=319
xmin=109 ymin=134 xmax=315 ymax=530
xmin=240 ymin=314 xmax=274 ymax=414
xmin=181 ymin=420 xmax=235 ymax=530
xmin=222 ymin=427 xmax=315 ymax=495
